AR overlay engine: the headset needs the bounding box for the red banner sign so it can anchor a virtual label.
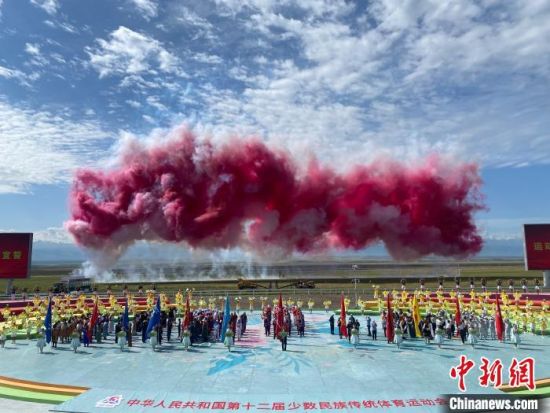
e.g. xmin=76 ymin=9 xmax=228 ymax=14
xmin=524 ymin=224 xmax=550 ymax=270
xmin=0 ymin=233 xmax=33 ymax=279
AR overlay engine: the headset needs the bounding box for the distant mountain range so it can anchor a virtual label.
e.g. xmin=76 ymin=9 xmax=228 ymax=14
xmin=29 ymin=238 xmax=526 ymax=264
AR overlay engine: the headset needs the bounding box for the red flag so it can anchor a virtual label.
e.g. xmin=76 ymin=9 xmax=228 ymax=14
xmin=88 ymin=296 xmax=99 ymax=342
xmin=386 ymin=294 xmax=394 ymax=343
xmin=340 ymin=293 xmax=348 ymax=337
xmin=455 ymin=295 xmax=461 ymax=337
xmin=183 ymin=294 xmax=191 ymax=329
xmin=276 ymin=293 xmax=284 ymax=337
xmin=495 ymin=294 xmax=504 ymax=341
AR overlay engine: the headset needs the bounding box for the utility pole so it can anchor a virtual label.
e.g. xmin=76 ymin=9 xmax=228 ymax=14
xmin=352 ymin=264 xmax=359 ymax=307
xmin=6 ymin=278 xmax=13 ymax=297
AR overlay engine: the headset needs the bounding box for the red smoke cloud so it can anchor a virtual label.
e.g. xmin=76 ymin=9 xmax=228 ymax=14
xmin=66 ymin=130 xmax=484 ymax=262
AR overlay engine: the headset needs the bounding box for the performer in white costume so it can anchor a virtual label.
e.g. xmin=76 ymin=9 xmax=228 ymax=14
xmin=36 ymin=328 xmax=46 ymax=353
xmin=350 ymin=327 xmax=360 ymax=348
xmin=182 ymin=329 xmax=191 ymax=351
xmin=0 ymin=329 xmax=5 ymax=349
xmin=511 ymin=324 xmax=521 ymax=348
xmin=467 ymin=324 xmax=479 ymax=348
xmin=236 ymin=318 xmax=242 ymax=341
xmin=10 ymin=324 xmax=17 ymax=344
xmin=117 ymin=330 xmax=127 ymax=351
xmin=149 ymin=330 xmax=158 ymax=351
xmin=394 ymin=326 xmax=403 ymax=349
xmin=434 ymin=325 xmax=445 ymax=349
xmin=70 ymin=331 xmax=81 ymax=353
xmin=224 ymin=329 xmax=234 ymax=352
xmin=26 ymin=320 xmax=32 ymax=340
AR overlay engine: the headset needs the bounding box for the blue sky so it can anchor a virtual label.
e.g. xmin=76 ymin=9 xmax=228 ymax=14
xmin=1 ymin=0 xmax=549 ymax=248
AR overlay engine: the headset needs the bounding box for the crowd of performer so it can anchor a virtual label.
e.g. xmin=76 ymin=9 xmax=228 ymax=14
xmin=0 ymin=304 xmax=298 ymax=353
xmin=260 ymin=303 xmax=305 ymax=350
xmin=0 ymin=293 xmax=546 ymax=353
xmin=0 ymin=301 xmax=313 ymax=353
xmin=373 ymin=308 xmax=530 ymax=350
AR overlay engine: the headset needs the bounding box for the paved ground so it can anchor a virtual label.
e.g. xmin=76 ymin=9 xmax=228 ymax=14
xmin=0 ymin=312 xmax=548 ymax=413
xmin=0 ymin=399 xmax=51 ymax=413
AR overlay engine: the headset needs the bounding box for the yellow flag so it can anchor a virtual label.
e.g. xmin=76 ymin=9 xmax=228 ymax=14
xmin=412 ymin=294 xmax=422 ymax=337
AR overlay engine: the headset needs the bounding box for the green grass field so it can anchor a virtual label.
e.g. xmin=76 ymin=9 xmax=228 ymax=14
xmin=0 ymin=259 xmax=544 ymax=296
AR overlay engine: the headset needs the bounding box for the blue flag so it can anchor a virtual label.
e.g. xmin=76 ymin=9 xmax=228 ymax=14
xmin=220 ymin=295 xmax=231 ymax=343
xmin=122 ymin=299 xmax=129 ymax=331
xmin=44 ymin=297 xmax=52 ymax=344
xmin=145 ymin=296 xmax=161 ymax=339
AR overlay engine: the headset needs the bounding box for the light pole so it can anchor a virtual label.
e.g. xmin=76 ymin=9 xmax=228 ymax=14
xmin=351 ymin=265 xmax=359 ymax=307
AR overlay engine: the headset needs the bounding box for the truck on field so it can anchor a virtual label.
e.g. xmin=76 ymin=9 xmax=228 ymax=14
xmin=52 ymin=276 xmax=94 ymax=294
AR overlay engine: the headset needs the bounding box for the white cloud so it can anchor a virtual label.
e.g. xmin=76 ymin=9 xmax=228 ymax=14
xmin=0 ymin=98 xmax=114 ymax=194
xmin=0 ymin=65 xmax=23 ymax=79
xmin=0 ymin=227 xmax=74 ymax=243
xmin=3 ymin=0 xmax=550 ymax=197
xmin=129 ymin=0 xmax=158 ymax=19
xmin=179 ymin=0 xmax=550 ymax=168
xmin=126 ymin=99 xmax=142 ymax=108
xmin=50 ymin=52 xmax=66 ymax=64
xmin=0 ymin=65 xmax=35 ymax=86
xmin=33 ymin=227 xmax=73 ymax=243
xmin=213 ymin=0 xmax=353 ymax=18
xmin=87 ymin=26 xmax=181 ymax=79
xmin=44 ymin=19 xmax=78 ymax=33
xmin=478 ymin=218 xmax=550 ymax=240
xmin=193 ymin=53 xmax=223 ymax=65
xmin=30 ymin=0 xmax=59 ymax=15
xmin=25 ymin=43 xmax=40 ymax=55
xmin=171 ymin=6 xmax=217 ymax=41
xmin=146 ymin=95 xmax=167 ymax=112
xmin=142 ymin=114 xmax=155 ymax=123
xmin=24 ymin=42 xmax=49 ymax=66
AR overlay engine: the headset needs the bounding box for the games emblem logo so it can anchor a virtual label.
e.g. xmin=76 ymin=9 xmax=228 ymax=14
xmin=96 ymin=395 xmax=123 ymax=408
